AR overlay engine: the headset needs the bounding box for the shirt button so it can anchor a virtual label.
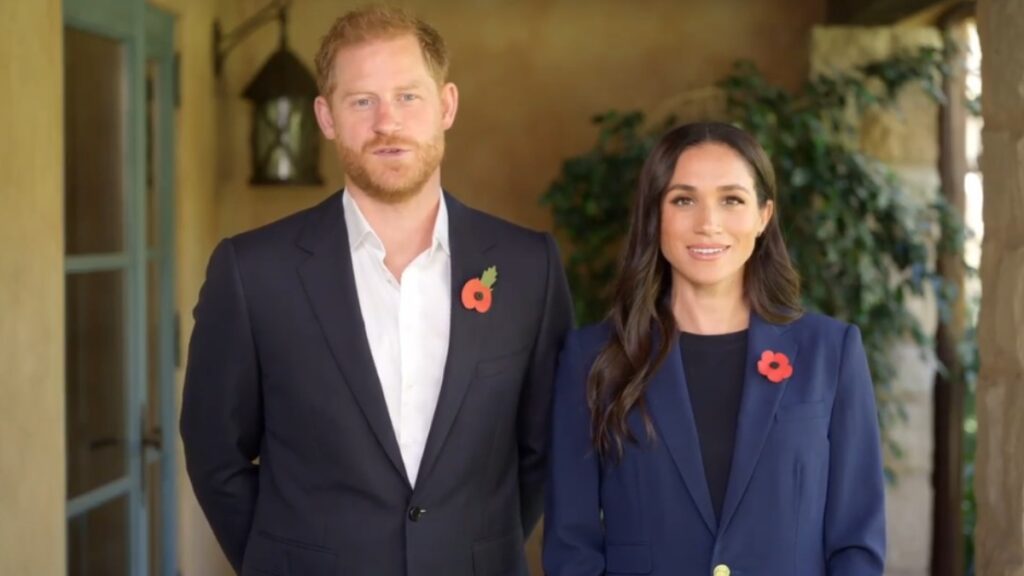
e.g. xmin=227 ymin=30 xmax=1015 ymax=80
xmin=407 ymin=506 xmax=426 ymax=522
xmin=713 ymin=564 xmax=730 ymax=576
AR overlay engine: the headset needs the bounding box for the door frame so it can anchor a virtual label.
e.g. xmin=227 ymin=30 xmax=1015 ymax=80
xmin=62 ymin=0 xmax=177 ymax=573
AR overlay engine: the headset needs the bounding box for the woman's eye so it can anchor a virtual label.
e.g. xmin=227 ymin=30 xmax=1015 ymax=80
xmin=671 ymin=196 xmax=694 ymax=206
xmin=724 ymin=196 xmax=745 ymax=206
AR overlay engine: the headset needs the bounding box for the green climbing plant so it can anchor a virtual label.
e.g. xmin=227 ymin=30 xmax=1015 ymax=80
xmin=543 ymin=46 xmax=958 ymax=471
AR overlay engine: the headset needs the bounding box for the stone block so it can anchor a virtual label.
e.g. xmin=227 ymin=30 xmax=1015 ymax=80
xmin=811 ymin=27 xmax=893 ymax=76
xmin=890 ymin=28 xmax=943 ymax=52
xmin=883 ymin=388 xmax=934 ymax=474
xmin=889 ymin=339 xmax=939 ymax=396
xmin=812 ymin=27 xmax=942 ymax=166
xmin=889 ymin=166 xmax=941 ymax=206
xmin=861 ymin=92 xmax=940 ymax=165
xmin=884 ymin=468 xmax=933 ymax=575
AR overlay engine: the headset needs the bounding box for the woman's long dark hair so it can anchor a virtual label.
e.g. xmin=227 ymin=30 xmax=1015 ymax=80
xmin=588 ymin=122 xmax=802 ymax=460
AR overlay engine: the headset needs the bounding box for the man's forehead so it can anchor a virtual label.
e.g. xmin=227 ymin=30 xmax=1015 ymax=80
xmin=334 ymin=35 xmax=423 ymax=65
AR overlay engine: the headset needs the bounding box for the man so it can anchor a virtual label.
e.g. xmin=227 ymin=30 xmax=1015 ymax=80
xmin=181 ymin=6 xmax=573 ymax=576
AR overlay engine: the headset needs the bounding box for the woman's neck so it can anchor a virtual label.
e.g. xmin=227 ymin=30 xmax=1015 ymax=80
xmin=670 ymin=281 xmax=750 ymax=335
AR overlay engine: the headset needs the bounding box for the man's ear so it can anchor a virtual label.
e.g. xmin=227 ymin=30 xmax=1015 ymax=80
xmin=440 ymin=82 xmax=459 ymax=130
xmin=314 ymin=95 xmax=337 ymax=140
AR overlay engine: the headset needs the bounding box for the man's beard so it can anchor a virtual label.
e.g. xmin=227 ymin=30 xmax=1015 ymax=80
xmin=338 ymin=134 xmax=445 ymax=204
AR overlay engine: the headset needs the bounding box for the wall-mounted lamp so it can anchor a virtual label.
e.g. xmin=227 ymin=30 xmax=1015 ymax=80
xmin=214 ymin=0 xmax=323 ymax=186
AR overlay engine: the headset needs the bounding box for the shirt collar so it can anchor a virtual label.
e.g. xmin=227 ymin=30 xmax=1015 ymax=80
xmin=341 ymin=188 xmax=450 ymax=258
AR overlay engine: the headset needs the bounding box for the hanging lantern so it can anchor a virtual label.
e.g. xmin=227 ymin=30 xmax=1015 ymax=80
xmin=215 ymin=0 xmax=322 ymax=185
xmin=243 ymin=44 xmax=322 ymax=185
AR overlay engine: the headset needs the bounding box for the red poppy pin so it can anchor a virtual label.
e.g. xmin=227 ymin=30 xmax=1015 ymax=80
xmin=461 ymin=266 xmax=497 ymax=314
xmin=757 ymin=350 xmax=793 ymax=384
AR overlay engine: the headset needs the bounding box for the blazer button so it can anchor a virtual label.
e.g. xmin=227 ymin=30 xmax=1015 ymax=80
xmin=712 ymin=564 xmax=730 ymax=576
xmin=407 ymin=506 xmax=426 ymax=522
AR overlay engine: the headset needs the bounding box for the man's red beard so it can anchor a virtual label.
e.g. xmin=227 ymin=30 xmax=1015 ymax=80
xmin=338 ymin=134 xmax=445 ymax=204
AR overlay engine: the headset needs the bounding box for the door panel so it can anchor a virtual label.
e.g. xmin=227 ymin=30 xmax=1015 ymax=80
xmin=63 ymin=2 xmax=177 ymax=574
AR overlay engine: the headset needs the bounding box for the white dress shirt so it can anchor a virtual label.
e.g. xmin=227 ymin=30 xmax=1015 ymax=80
xmin=342 ymin=190 xmax=451 ymax=487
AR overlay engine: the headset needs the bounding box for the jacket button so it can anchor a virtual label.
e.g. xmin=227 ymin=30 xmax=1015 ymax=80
xmin=713 ymin=564 xmax=730 ymax=576
xmin=408 ymin=506 xmax=426 ymax=522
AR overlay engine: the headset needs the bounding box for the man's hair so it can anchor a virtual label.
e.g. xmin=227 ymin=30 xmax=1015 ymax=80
xmin=314 ymin=5 xmax=450 ymax=97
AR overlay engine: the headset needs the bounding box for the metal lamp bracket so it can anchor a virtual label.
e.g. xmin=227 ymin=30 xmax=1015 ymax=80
xmin=213 ymin=0 xmax=292 ymax=77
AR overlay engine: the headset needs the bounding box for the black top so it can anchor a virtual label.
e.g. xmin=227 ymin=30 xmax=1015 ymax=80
xmin=679 ymin=329 xmax=748 ymax=521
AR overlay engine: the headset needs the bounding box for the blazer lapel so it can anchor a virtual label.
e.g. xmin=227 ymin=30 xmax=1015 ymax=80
xmin=647 ymin=339 xmax=718 ymax=535
xmin=415 ymin=193 xmax=496 ymax=487
xmin=296 ymin=193 xmax=410 ymax=487
xmin=717 ymin=313 xmax=799 ymax=536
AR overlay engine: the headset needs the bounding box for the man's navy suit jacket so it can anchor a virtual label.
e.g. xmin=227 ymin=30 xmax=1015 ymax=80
xmin=181 ymin=191 xmax=573 ymax=576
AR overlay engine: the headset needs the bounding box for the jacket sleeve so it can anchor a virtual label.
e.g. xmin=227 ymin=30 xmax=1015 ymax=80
xmin=180 ymin=239 xmax=263 ymax=573
xmin=825 ymin=324 xmax=886 ymax=575
xmin=517 ymin=233 xmax=575 ymax=537
xmin=542 ymin=331 xmax=605 ymax=576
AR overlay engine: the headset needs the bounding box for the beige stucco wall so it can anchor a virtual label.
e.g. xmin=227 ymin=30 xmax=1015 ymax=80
xmin=216 ymin=0 xmax=826 ymax=238
xmin=0 ymin=0 xmax=66 ymax=574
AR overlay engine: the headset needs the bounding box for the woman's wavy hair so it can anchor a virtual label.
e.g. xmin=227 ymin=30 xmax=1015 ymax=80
xmin=588 ymin=121 xmax=802 ymax=461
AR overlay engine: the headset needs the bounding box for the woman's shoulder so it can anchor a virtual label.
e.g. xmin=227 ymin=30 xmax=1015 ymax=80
xmin=565 ymin=321 xmax=615 ymax=355
xmin=782 ymin=311 xmax=860 ymax=347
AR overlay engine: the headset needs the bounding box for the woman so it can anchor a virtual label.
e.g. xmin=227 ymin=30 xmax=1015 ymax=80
xmin=544 ymin=122 xmax=885 ymax=575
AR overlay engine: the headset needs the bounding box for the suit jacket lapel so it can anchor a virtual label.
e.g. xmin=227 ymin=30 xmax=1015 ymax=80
xmin=647 ymin=339 xmax=718 ymax=535
xmin=296 ymin=192 xmax=410 ymax=487
xmin=415 ymin=193 xmax=496 ymax=487
xmin=717 ymin=313 xmax=799 ymax=536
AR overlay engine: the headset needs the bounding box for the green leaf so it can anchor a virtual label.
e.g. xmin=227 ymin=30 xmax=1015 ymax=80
xmin=480 ymin=266 xmax=498 ymax=289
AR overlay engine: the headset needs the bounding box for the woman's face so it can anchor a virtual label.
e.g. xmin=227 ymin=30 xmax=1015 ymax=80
xmin=659 ymin=142 xmax=773 ymax=296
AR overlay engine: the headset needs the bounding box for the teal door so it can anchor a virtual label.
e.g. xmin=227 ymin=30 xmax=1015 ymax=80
xmin=63 ymin=1 xmax=177 ymax=574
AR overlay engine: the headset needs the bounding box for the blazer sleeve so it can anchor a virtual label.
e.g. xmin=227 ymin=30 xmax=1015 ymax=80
xmin=180 ymin=239 xmax=263 ymax=573
xmin=517 ymin=233 xmax=574 ymax=537
xmin=542 ymin=331 xmax=605 ymax=576
xmin=824 ymin=324 xmax=886 ymax=575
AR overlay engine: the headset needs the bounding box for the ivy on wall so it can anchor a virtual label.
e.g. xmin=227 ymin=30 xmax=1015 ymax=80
xmin=543 ymin=46 xmax=957 ymax=469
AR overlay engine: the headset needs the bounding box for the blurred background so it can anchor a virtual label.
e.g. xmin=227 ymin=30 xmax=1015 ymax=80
xmin=1 ymin=1 xmax=1020 ymax=575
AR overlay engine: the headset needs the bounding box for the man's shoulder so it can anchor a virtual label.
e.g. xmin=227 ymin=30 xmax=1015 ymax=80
xmin=450 ymin=194 xmax=549 ymax=251
xmin=228 ymin=193 xmax=338 ymax=255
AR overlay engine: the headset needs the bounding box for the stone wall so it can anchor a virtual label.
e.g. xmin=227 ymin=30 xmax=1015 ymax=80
xmin=811 ymin=26 xmax=943 ymax=576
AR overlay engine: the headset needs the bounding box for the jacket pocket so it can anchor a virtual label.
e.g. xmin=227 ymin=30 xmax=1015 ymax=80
xmin=248 ymin=530 xmax=337 ymax=576
xmin=472 ymin=531 xmax=524 ymax=576
xmin=605 ymin=542 xmax=652 ymax=574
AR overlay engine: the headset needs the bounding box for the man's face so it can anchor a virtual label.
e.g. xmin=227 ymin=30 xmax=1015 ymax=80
xmin=314 ymin=34 xmax=458 ymax=204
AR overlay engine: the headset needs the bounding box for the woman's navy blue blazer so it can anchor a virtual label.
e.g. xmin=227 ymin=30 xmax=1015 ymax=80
xmin=543 ymin=313 xmax=885 ymax=576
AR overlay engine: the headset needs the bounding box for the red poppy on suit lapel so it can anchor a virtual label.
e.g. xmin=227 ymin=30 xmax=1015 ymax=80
xmin=461 ymin=266 xmax=497 ymax=313
xmin=757 ymin=350 xmax=793 ymax=383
